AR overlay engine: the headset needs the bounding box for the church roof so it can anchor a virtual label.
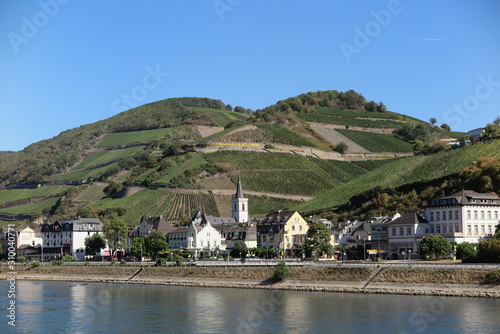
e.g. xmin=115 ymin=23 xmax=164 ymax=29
xmin=235 ymin=176 xmax=245 ymax=198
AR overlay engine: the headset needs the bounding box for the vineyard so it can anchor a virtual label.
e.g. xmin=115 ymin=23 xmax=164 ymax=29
xmin=351 ymin=159 xmax=400 ymax=171
xmin=298 ymin=113 xmax=405 ymax=129
xmin=95 ymin=127 xmax=179 ymax=148
xmin=192 ymin=107 xmax=248 ymax=127
xmin=313 ymin=107 xmax=401 ymax=119
xmin=0 ymin=197 xmax=59 ymax=215
xmin=57 ymin=162 xmax=121 ymax=181
xmin=294 ymin=139 xmax=500 ymax=212
xmin=335 ymin=129 xmax=413 ymax=152
xmin=163 ymin=192 xmax=220 ymax=221
xmin=74 ymin=147 xmax=143 ymax=169
xmin=0 ymin=185 xmax=69 ymax=206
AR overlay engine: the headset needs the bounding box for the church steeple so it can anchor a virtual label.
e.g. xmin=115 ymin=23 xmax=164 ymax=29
xmin=235 ymin=175 xmax=244 ymax=199
xmin=232 ymin=176 xmax=248 ymax=223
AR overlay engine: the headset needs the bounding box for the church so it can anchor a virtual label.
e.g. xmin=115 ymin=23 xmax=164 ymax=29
xmin=185 ymin=176 xmax=256 ymax=258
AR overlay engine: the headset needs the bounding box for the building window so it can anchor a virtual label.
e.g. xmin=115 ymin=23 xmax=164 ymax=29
xmin=474 ymin=225 xmax=478 ymax=235
xmin=399 ymin=228 xmax=404 ymax=236
xmin=430 ymin=225 xmax=434 ymax=233
xmin=443 ymin=211 xmax=447 ymax=221
xmin=487 ymin=211 xmax=491 ymax=219
xmin=392 ymin=228 xmax=396 ymax=236
xmin=436 ymin=212 xmax=441 ymax=221
xmin=292 ymin=225 xmax=296 ymax=231
xmin=449 ymin=211 xmax=453 ymax=220
xmin=467 ymin=210 xmax=471 ymax=219
xmin=407 ymin=227 xmax=412 ymax=236
xmin=467 ymin=225 xmax=471 ymax=235
xmin=455 ymin=210 xmax=459 ymax=220
xmin=481 ymin=211 xmax=485 ymax=219
xmin=488 ymin=225 xmax=492 ymax=235
xmin=449 ymin=223 xmax=454 ymax=233
xmin=481 ymin=225 xmax=485 ymax=235
xmin=495 ymin=211 xmax=499 ymax=220
xmin=436 ymin=224 xmax=441 ymax=234
xmin=242 ymin=204 xmax=245 ymax=211
xmin=430 ymin=212 xmax=434 ymax=221
xmin=443 ymin=224 xmax=447 ymax=234
xmin=299 ymin=225 xmax=303 ymax=232
xmin=474 ymin=211 xmax=478 ymax=219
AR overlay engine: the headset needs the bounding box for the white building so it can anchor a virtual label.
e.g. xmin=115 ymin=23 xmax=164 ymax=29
xmin=41 ymin=218 xmax=106 ymax=261
xmin=232 ymin=176 xmax=248 ymax=223
xmin=388 ymin=212 xmax=429 ymax=259
xmin=187 ymin=210 xmax=227 ymax=258
xmin=425 ymin=190 xmax=500 ymax=244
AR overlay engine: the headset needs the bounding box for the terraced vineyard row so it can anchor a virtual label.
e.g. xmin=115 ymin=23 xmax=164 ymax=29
xmin=164 ymin=192 xmax=220 ymax=221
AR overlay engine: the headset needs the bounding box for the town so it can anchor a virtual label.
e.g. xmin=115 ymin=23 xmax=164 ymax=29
xmin=3 ymin=176 xmax=499 ymax=264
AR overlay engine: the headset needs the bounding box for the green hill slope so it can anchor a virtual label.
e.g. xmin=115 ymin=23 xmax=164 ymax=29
xmin=294 ymin=139 xmax=500 ymax=213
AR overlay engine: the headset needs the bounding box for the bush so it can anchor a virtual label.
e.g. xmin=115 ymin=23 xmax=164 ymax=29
xmin=53 ymin=260 xmax=63 ymax=266
xmin=31 ymin=261 xmax=41 ymax=268
xmin=485 ymin=270 xmax=500 ymax=284
xmin=17 ymin=256 xmax=26 ymax=263
xmin=120 ymin=259 xmax=127 ymax=265
xmin=62 ymin=254 xmax=74 ymax=262
xmin=156 ymin=258 xmax=166 ymax=266
xmin=273 ymin=261 xmax=291 ymax=281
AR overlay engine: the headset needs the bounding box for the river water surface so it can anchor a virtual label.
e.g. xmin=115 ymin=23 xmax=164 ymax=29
xmin=1 ymin=280 xmax=499 ymax=333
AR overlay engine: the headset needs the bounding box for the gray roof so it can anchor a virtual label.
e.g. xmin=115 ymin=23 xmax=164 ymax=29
xmin=389 ymin=212 xmax=428 ymax=226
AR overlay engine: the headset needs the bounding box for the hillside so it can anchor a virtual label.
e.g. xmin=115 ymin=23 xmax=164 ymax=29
xmin=0 ymin=91 xmax=474 ymax=226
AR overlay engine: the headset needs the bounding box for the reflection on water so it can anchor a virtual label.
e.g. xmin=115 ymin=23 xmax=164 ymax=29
xmin=1 ymin=280 xmax=499 ymax=334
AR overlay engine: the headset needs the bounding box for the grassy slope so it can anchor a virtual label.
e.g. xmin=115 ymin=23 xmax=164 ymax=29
xmin=295 ymin=139 xmax=500 ymax=212
xmin=1 ymin=197 xmax=59 ymax=215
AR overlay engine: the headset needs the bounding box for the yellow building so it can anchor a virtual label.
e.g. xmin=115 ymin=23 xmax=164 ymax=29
xmin=256 ymin=210 xmax=309 ymax=256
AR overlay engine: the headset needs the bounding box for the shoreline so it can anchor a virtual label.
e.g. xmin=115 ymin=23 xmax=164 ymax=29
xmin=7 ymin=273 xmax=500 ymax=298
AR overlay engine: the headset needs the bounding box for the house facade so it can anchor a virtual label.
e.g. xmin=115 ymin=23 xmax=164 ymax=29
xmin=256 ymin=210 xmax=309 ymax=256
xmin=424 ymin=190 xmax=500 ymax=244
xmin=41 ymin=217 xmax=106 ymax=261
xmin=388 ymin=212 xmax=429 ymax=259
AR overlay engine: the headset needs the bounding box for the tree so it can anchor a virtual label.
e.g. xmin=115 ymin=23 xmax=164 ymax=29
xmin=377 ymin=102 xmax=387 ymax=113
xmin=494 ymin=116 xmax=500 ymax=125
xmin=419 ymin=235 xmax=452 ymax=259
xmin=456 ymin=242 xmax=477 ymax=259
xmin=230 ymin=242 xmax=248 ymax=259
xmin=145 ymin=232 xmax=169 ymax=260
xmin=225 ymin=104 xmax=233 ymax=111
xmin=234 ymin=106 xmax=246 ymax=114
xmin=273 ymin=261 xmax=291 ymax=281
xmin=334 ymin=142 xmax=348 ymax=154
xmin=303 ymin=222 xmax=334 ymax=258
xmin=84 ymin=233 xmax=107 ymax=258
xmin=131 ymin=236 xmax=149 ymax=259
xmin=429 ymin=117 xmax=437 ymax=125
xmin=440 ymin=123 xmax=451 ymax=131
xmin=483 ymin=123 xmax=500 ymax=139
xmin=103 ymin=181 xmax=123 ymax=197
xmin=103 ymin=218 xmax=128 ymax=258
xmin=495 ymin=224 xmax=500 ymax=240
xmin=476 ymin=239 xmax=500 ymax=263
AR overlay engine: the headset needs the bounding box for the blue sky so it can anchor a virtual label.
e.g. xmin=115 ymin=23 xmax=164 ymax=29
xmin=1 ymin=0 xmax=499 ymax=151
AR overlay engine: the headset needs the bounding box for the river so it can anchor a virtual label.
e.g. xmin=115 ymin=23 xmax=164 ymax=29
xmin=1 ymin=280 xmax=499 ymax=333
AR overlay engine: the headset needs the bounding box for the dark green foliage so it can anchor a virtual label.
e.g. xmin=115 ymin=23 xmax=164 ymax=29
xmin=456 ymin=242 xmax=477 ymax=259
xmin=103 ymin=182 xmax=124 ymax=197
xmin=333 ymin=142 xmax=348 ymax=154
xmin=146 ymin=231 xmax=169 ymax=260
xmin=441 ymin=124 xmax=451 ymax=131
xmin=476 ymin=239 xmax=500 ymax=263
xmin=303 ymin=223 xmax=334 ymax=257
xmin=485 ymin=270 xmax=500 ymax=284
xmin=273 ymin=261 xmax=292 ymax=281
xmin=419 ymin=235 xmax=452 ymax=259
xmin=103 ymin=218 xmax=128 ymax=258
xmin=31 ymin=261 xmax=41 ymax=268
xmin=131 ymin=236 xmax=149 ymax=258
xmin=230 ymin=243 xmax=248 ymax=258
xmin=17 ymin=256 xmax=26 ymax=263
xmin=84 ymin=233 xmax=107 ymax=257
